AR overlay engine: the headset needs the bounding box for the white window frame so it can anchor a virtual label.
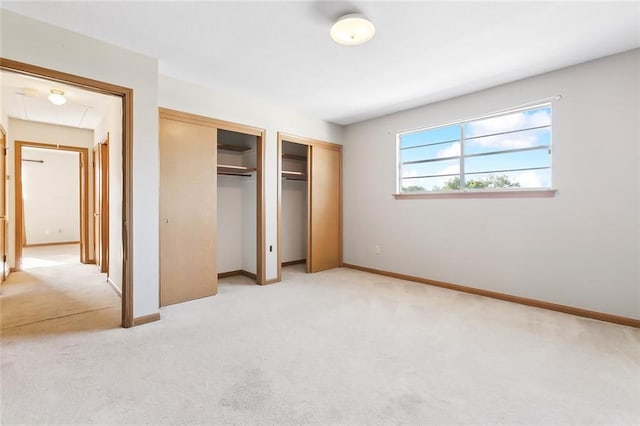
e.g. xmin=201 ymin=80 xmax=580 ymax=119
xmin=396 ymin=103 xmax=554 ymax=196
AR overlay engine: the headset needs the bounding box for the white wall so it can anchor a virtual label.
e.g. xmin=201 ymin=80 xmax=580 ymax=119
xmin=281 ymin=179 xmax=307 ymax=263
xmin=343 ymin=49 xmax=640 ymax=319
xmin=159 ymin=75 xmax=342 ymax=281
xmin=217 ymin=175 xmax=244 ymax=273
xmin=7 ymin=118 xmax=93 ymax=264
xmin=1 ymin=10 xmax=159 ymax=318
xmin=22 ymin=148 xmax=79 ymax=245
xmin=241 ymin=174 xmax=257 ymax=274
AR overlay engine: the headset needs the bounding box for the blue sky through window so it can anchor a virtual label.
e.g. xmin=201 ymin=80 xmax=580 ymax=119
xmin=399 ymin=105 xmax=551 ymax=191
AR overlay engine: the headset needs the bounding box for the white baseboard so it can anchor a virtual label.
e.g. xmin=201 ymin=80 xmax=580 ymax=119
xmin=107 ymin=277 xmax=122 ymax=296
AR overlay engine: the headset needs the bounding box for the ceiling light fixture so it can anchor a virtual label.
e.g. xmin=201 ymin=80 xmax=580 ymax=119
xmin=330 ymin=14 xmax=375 ymax=46
xmin=48 ymin=89 xmax=66 ymax=106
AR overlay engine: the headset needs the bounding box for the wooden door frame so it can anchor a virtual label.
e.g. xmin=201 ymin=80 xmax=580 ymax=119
xmin=158 ymin=108 xmax=266 ymax=285
xmin=0 ymin=58 xmax=134 ymax=328
xmin=93 ymin=134 xmax=109 ymax=273
xmin=15 ymin=142 xmax=89 ymax=265
xmin=0 ymin=124 xmax=6 ymax=281
xmin=276 ymin=132 xmax=343 ymax=282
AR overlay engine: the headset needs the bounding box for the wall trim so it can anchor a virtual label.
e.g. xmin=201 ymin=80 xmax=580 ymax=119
xmin=343 ymin=263 xmax=640 ymax=328
xmin=282 ymin=259 xmax=306 ymax=266
xmin=218 ymin=270 xmax=257 ymax=280
xmin=24 ymin=241 xmax=80 ymax=248
xmin=107 ymin=277 xmax=122 ymax=296
xmin=133 ymin=312 xmax=160 ymax=326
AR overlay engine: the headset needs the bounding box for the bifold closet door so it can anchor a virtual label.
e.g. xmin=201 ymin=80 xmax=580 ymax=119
xmin=308 ymin=145 xmax=342 ymax=272
xmin=159 ymin=117 xmax=217 ymax=306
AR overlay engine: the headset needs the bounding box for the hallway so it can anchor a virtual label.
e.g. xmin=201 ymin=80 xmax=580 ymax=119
xmin=0 ymin=244 xmax=120 ymax=332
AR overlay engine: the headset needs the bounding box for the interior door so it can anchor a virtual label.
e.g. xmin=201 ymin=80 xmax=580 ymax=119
xmin=308 ymin=145 xmax=342 ymax=272
xmin=159 ymin=117 xmax=217 ymax=306
xmin=0 ymin=130 xmax=6 ymax=280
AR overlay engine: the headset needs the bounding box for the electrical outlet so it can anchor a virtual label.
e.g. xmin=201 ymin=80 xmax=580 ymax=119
xmin=375 ymin=245 xmax=381 ymax=255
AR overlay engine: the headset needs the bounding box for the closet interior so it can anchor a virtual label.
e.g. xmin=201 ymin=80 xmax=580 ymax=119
xmin=159 ymin=108 xmax=264 ymax=307
xmin=217 ymin=129 xmax=259 ymax=281
xmin=280 ymin=140 xmax=309 ymax=270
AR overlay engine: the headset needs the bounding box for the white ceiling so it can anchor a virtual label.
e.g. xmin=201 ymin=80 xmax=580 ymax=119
xmin=2 ymin=1 xmax=639 ymax=125
xmin=1 ymin=70 xmax=114 ymax=129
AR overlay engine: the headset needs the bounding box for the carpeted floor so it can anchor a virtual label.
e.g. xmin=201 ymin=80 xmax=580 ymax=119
xmin=21 ymin=243 xmax=81 ymax=270
xmin=1 ymin=264 xmax=639 ymax=424
xmin=1 ymin=244 xmax=119 ymax=330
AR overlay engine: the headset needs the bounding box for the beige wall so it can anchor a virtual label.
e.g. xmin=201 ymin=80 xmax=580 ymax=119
xmin=343 ymin=49 xmax=640 ymax=319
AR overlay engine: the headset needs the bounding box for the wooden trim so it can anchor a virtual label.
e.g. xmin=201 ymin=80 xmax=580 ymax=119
xmin=241 ymin=270 xmax=257 ymax=280
xmin=107 ymin=277 xmax=122 ymax=296
xmin=277 ymin=135 xmax=283 ymax=282
xmin=262 ymin=278 xmax=280 ymax=285
xmin=393 ymin=189 xmax=557 ymax=199
xmin=15 ymin=141 xmax=89 ymax=266
xmin=98 ymin=135 xmax=110 ymax=273
xmin=1 ymin=58 xmax=134 ymax=328
xmin=218 ymin=270 xmax=243 ymax=278
xmin=343 ymin=263 xmax=640 ymax=328
xmin=0 ymin=126 xmax=6 ymax=282
xmin=24 ymin=241 xmax=80 ymax=248
xmin=282 ymin=259 xmax=306 ymax=267
xmin=132 ymin=312 xmax=160 ymax=326
xmin=159 ymin=108 xmax=264 ymax=137
xmin=218 ymin=270 xmax=258 ymax=280
xmin=278 ymin=132 xmax=342 ymax=151
xmin=256 ymin=132 xmax=266 ymax=285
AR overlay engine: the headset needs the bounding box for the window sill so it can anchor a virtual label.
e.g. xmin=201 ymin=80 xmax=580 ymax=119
xmin=393 ymin=189 xmax=557 ymax=199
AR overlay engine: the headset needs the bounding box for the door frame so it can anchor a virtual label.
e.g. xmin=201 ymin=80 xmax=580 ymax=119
xmin=0 ymin=58 xmax=134 ymax=328
xmin=15 ymin=142 xmax=89 ymax=264
xmin=0 ymin=125 xmax=6 ymax=281
xmin=93 ymin=134 xmax=109 ymax=273
xmin=158 ymin=108 xmax=266 ymax=285
xmin=276 ymin=132 xmax=343 ymax=282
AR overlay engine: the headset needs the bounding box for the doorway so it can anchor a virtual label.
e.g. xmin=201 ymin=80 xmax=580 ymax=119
xmin=15 ymin=142 xmax=89 ymax=269
xmin=0 ymin=58 xmax=134 ymax=327
xmin=277 ymin=132 xmax=342 ymax=280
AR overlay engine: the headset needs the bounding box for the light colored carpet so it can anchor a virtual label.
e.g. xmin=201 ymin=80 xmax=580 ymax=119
xmin=1 ymin=260 xmax=120 ymax=330
xmin=1 ymin=265 xmax=639 ymax=424
xmin=21 ymin=243 xmax=81 ymax=270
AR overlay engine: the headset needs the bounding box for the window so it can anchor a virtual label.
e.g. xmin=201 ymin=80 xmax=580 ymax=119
xmin=397 ymin=104 xmax=552 ymax=193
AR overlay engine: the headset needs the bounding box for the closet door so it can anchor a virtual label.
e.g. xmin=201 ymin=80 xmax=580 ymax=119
xmin=308 ymin=145 xmax=342 ymax=272
xmin=159 ymin=117 xmax=217 ymax=306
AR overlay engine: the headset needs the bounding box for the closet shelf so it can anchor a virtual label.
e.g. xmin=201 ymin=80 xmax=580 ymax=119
xmin=218 ymin=143 xmax=252 ymax=152
xmin=282 ymin=153 xmax=307 ymax=161
xmin=282 ymin=170 xmax=307 ymax=181
xmin=217 ymin=164 xmax=256 ymax=176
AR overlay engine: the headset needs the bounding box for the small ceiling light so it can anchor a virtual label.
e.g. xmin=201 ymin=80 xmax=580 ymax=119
xmin=330 ymin=13 xmax=375 ymax=46
xmin=48 ymin=89 xmax=66 ymax=106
